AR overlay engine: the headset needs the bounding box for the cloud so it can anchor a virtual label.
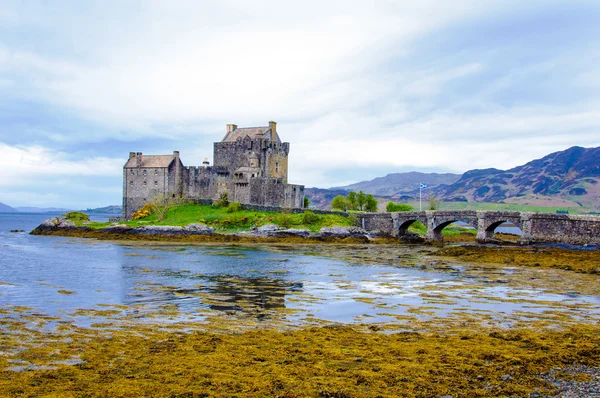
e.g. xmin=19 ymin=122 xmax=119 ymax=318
xmin=0 ymin=142 xmax=122 ymax=185
xmin=0 ymin=1 xmax=599 ymax=206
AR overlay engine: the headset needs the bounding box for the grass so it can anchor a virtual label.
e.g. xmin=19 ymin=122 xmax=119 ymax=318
xmin=407 ymin=221 xmax=476 ymax=237
xmin=80 ymin=204 xmax=354 ymax=233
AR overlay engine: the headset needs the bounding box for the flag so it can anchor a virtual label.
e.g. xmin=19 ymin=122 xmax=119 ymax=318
xmin=420 ymin=183 xmax=428 ymax=189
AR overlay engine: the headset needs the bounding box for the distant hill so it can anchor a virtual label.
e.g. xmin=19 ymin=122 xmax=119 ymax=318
xmin=0 ymin=202 xmax=18 ymax=212
xmin=437 ymin=146 xmax=600 ymax=210
xmin=83 ymin=205 xmax=122 ymax=214
xmin=16 ymin=207 xmax=74 ymax=213
xmin=332 ymin=172 xmax=461 ymax=198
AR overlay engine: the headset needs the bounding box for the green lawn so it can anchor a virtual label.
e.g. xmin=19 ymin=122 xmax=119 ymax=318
xmin=70 ymin=205 xmax=355 ymax=233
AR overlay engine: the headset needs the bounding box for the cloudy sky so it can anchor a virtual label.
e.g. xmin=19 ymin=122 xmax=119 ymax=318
xmin=1 ymin=0 xmax=599 ymax=208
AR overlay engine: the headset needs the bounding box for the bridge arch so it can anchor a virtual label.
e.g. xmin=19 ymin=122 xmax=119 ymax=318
xmin=392 ymin=212 xmax=428 ymax=237
xmin=475 ymin=211 xmax=523 ymax=243
xmin=425 ymin=211 xmax=479 ymax=243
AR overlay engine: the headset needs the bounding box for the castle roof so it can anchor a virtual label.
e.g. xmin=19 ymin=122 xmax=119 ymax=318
xmin=124 ymin=155 xmax=175 ymax=168
xmin=221 ymin=126 xmax=281 ymax=143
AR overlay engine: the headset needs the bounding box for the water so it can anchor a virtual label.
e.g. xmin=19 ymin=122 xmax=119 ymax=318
xmin=1 ymin=212 xmax=598 ymax=328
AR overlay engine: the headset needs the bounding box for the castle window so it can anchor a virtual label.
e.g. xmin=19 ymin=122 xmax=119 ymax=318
xmin=143 ymin=180 xmax=147 ymax=186
xmin=155 ymin=169 xmax=159 ymax=175
xmin=143 ymin=170 xmax=147 ymax=176
xmin=154 ymin=181 xmax=158 ymax=186
xmin=276 ymin=162 xmax=279 ymax=173
xmin=129 ymin=181 xmax=133 ymax=185
xmin=130 ymin=170 xmax=134 ymax=176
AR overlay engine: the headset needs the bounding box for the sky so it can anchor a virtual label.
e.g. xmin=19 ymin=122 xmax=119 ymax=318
xmin=1 ymin=0 xmax=599 ymax=208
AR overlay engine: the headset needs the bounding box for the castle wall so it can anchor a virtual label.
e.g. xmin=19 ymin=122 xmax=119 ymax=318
xmin=213 ymin=138 xmax=262 ymax=176
xmin=123 ymin=164 xmax=175 ymax=218
xmin=184 ymin=166 xmax=215 ymax=200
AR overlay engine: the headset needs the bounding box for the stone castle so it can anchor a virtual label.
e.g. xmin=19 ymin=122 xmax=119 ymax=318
xmin=123 ymin=121 xmax=305 ymax=218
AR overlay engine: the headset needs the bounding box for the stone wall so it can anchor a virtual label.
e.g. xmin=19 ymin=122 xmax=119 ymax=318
xmin=358 ymin=213 xmax=395 ymax=235
xmin=526 ymin=213 xmax=600 ymax=245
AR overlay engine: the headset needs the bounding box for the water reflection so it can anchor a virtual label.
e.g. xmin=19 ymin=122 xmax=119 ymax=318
xmin=0 ymin=213 xmax=599 ymax=329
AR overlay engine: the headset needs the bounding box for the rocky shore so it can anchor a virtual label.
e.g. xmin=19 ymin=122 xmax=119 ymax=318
xmin=30 ymin=215 xmax=415 ymax=244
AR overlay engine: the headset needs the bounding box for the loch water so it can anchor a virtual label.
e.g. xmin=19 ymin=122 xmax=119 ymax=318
xmin=0 ymin=212 xmax=598 ymax=328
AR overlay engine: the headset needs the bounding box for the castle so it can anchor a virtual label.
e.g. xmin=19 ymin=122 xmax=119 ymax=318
xmin=123 ymin=121 xmax=305 ymax=219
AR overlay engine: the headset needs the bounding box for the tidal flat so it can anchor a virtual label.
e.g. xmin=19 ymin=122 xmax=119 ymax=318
xmin=1 ymin=235 xmax=599 ymax=397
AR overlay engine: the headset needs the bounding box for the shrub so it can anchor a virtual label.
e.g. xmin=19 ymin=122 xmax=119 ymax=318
xmin=131 ymin=203 xmax=155 ymax=220
xmin=64 ymin=212 xmax=90 ymax=223
xmin=302 ymin=210 xmax=319 ymax=225
xmin=347 ymin=214 xmax=360 ymax=227
xmin=277 ymin=212 xmax=294 ymax=229
xmin=386 ymin=202 xmax=413 ymax=212
xmin=215 ymin=192 xmax=229 ymax=208
xmin=303 ymin=196 xmax=310 ymax=208
xmin=226 ymin=202 xmax=242 ymax=213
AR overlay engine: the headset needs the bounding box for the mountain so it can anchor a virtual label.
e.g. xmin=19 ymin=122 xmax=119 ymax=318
xmin=16 ymin=207 xmax=74 ymax=213
xmin=83 ymin=205 xmax=122 ymax=214
xmin=0 ymin=202 xmax=18 ymax=212
xmin=438 ymin=146 xmax=600 ymax=210
xmin=332 ymin=172 xmax=461 ymax=198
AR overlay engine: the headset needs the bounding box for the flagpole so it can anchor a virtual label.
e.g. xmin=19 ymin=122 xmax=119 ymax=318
xmin=419 ymin=183 xmax=422 ymax=211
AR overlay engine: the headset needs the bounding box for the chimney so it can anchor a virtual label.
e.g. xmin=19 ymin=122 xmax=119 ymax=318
xmin=269 ymin=121 xmax=277 ymax=142
xmin=136 ymin=152 xmax=142 ymax=168
xmin=226 ymin=124 xmax=237 ymax=134
xmin=173 ymin=150 xmax=180 ymax=159
xmin=129 ymin=152 xmax=136 ymax=159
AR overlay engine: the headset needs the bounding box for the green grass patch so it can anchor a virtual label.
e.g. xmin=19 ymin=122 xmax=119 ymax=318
xmin=407 ymin=221 xmax=476 ymax=237
xmin=80 ymin=204 xmax=354 ymax=233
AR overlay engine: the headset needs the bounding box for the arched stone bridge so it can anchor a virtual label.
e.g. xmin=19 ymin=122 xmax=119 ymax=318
xmin=359 ymin=210 xmax=600 ymax=245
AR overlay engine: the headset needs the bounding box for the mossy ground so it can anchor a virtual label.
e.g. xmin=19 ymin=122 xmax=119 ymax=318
xmin=437 ymin=245 xmax=600 ymax=274
xmin=0 ymin=309 xmax=598 ymax=397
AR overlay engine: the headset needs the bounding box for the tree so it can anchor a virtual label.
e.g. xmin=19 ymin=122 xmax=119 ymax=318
xmin=346 ymin=191 xmax=357 ymax=210
xmin=386 ymin=202 xmax=413 ymax=212
xmin=429 ymin=194 xmax=439 ymax=210
xmin=365 ymin=194 xmax=378 ymax=212
xmin=303 ymin=196 xmax=310 ymax=208
xmin=331 ymin=195 xmax=347 ymax=210
xmin=356 ymin=190 xmax=367 ymax=211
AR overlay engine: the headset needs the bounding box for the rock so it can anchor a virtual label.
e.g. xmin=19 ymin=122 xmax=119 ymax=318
xmin=100 ymin=224 xmax=133 ymax=233
xmin=529 ymin=393 xmax=541 ymax=398
xmin=184 ymin=223 xmax=214 ymax=234
xmin=132 ymin=225 xmax=185 ymax=235
xmin=319 ymin=226 xmax=367 ymax=237
xmin=277 ymin=228 xmax=311 ymax=237
xmin=251 ymin=224 xmax=281 ymax=235
xmin=501 ymin=375 xmax=512 ymax=381
xmin=38 ymin=216 xmax=75 ymax=229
